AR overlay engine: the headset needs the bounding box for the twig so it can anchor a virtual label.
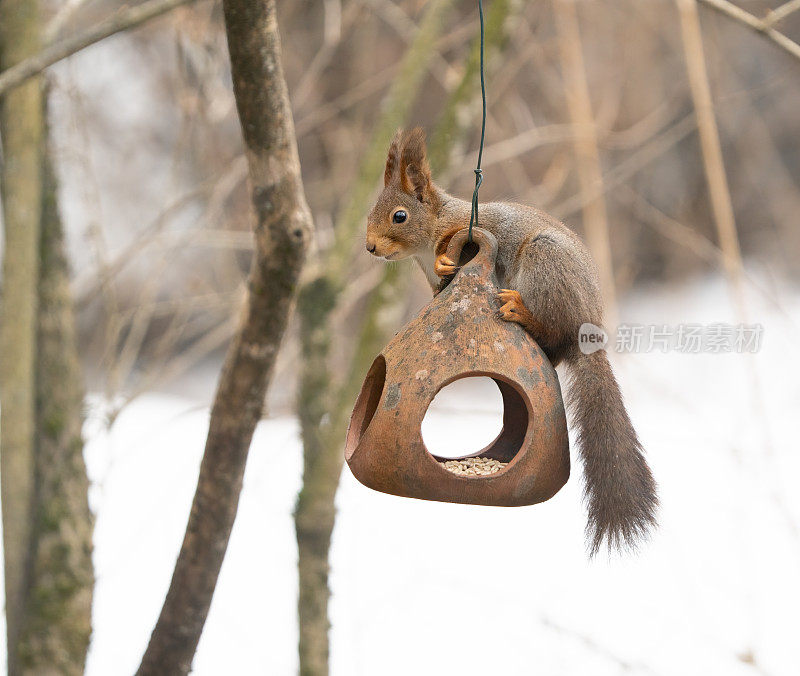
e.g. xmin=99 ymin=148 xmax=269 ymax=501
xmin=73 ymin=159 xmax=242 ymax=307
xmin=554 ymin=0 xmax=618 ymax=323
xmin=697 ymin=0 xmax=800 ymax=62
xmin=368 ymin=0 xmax=458 ymax=88
xmin=679 ymin=0 xmax=799 ymax=582
xmin=0 ymin=0 xmax=201 ymax=97
xmin=45 ymin=0 xmax=93 ymax=42
xmin=552 ymin=113 xmax=697 ymax=220
xmin=324 ymin=0 xmax=458 ymax=285
xmin=618 ymin=185 xmax=722 ymax=265
xmin=449 ymin=123 xmax=577 ymax=170
xmin=541 ymin=617 xmax=666 ymax=676
xmin=294 ymin=23 xmax=475 ymax=138
xmin=603 ymin=97 xmax=683 ymax=150
xmin=119 ymin=309 xmax=241 ymax=414
xmin=106 ymin=58 xmax=210 ymax=396
xmin=295 ymin=61 xmax=400 ymax=136
xmin=676 ymin=0 xmax=747 ymax=320
xmin=764 ymin=0 xmax=800 ymax=27
xmin=292 ymin=0 xmax=363 ymax=111
xmin=617 ymin=184 xmax=796 ymax=321
xmin=523 ymin=152 xmax=571 ymax=206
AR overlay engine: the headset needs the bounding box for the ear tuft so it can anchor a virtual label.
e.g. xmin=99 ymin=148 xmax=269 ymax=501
xmin=384 ymin=128 xmax=403 ymax=187
xmin=400 ymin=127 xmax=432 ymax=203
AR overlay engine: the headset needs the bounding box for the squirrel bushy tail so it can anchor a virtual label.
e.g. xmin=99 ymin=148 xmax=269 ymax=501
xmin=566 ymin=349 xmax=658 ymax=556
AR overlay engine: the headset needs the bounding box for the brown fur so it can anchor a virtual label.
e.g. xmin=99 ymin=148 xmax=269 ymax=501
xmin=400 ymin=127 xmax=434 ymax=203
xmin=366 ymin=128 xmax=659 ymax=555
xmin=384 ymin=129 xmax=402 ymax=188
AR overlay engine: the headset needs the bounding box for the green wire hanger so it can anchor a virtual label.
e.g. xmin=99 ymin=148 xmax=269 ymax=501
xmin=467 ymin=0 xmax=487 ymax=242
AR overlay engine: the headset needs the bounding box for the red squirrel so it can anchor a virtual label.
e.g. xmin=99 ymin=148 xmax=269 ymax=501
xmin=366 ymin=128 xmax=658 ymax=555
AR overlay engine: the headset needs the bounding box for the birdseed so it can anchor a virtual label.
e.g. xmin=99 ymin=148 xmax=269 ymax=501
xmin=439 ymin=456 xmax=507 ymax=476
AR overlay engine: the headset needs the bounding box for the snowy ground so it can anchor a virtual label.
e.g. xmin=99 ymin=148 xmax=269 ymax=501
xmin=7 ymin=272 xmax=799 ymax=675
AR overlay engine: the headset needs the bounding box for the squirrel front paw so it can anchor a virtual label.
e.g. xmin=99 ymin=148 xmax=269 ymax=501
xmin=434 ymin=253 xmax=458 ymax=278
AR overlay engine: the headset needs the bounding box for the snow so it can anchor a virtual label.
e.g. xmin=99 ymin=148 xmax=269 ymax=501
xmin=420 ymin=375 xmax=506 ymax=458
xmin=6 ymin=272 xmax=799 ymax=675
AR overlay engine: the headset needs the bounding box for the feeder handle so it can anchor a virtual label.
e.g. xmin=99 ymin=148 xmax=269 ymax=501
xmin=445 ymin=227 xmax=498 ymax=281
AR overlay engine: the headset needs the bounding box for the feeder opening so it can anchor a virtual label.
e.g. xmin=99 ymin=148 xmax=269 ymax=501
xmin=345 ymin=354 xmax=386 ymax=461
xmin=456 ymin=239 xmax=479 ymax=266
xmin=421 ymin=375 xmax=529 ymax=471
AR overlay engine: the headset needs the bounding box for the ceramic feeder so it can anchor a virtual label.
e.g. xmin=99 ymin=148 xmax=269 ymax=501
xmin=345 ymin=227 xmax=570 ymax=506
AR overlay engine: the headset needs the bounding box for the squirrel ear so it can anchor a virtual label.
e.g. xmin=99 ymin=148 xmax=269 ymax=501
xmin=384 ymin=128 xmax=403 ymax=187
xmin=400 ymin=127 xmax=432 ymax=203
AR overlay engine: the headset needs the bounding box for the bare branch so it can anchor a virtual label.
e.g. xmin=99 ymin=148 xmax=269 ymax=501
xmin=0 ymin=0 xmax=200 ymax=97
xmin=676 ymin=0 xmax=747 ymax=319
xmin=764 ymin=0 xmax=800 ymax=28
xmin=292 ymin=0 xmax=363 ymax=111
xmin=697 ymin=0 xmax=800 ymax=62
xmin=44 ymin=0 xmax=92 ymax=42
xmin=554 ymin=0 xmax=618 ymax=323
xmin=552 ymin=113 xmax=697 ymax=220
xmin=541 ymin=617 xmax=667 ymax=676
xmin=369 ymin=0 xmax=458 ymax=88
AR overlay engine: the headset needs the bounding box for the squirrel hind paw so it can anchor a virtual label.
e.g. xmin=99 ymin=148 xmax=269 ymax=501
xmin=497 ymin=304 xmax=523 ymax=323
xmin=496 ymin=289 xmax=528 ymax=319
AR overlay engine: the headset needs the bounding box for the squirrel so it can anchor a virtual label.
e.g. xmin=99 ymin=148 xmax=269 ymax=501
xmin=365 ymin=127 xmax=658 ymax=555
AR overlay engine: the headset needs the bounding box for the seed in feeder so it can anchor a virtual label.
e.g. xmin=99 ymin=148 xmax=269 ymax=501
xmin=440 ymin=456 xmax=507 ymax=476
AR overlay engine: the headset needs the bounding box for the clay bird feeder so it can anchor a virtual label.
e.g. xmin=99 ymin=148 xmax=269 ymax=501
xmin=345 ymin=227 xmax=570 ymax=506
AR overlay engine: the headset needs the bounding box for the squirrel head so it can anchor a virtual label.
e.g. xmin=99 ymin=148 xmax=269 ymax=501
xmin=366 ymin=127 xmax=441 ymax=260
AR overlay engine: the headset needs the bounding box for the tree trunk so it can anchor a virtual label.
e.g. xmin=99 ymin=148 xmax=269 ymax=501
xmin=293 ymin=4 xmax=457 ymax=671
xmin=136 ymin=1 xmax=313 ymax=673
xmin=0 ymin=0 xmax=199 ymax=97
xmin=294 ymin=2 xmax=519 ymax=673
xmin=15 ymin=102 xmax=94 ymax=676
xmin=0 ymin=2 xmax=44 ymax=672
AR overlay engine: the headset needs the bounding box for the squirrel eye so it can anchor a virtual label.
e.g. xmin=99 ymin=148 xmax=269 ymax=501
xmin=393 ymin=210 xmax=408 ymax=224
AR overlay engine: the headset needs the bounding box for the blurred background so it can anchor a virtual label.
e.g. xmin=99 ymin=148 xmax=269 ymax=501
xmin=45 ymin=0 xmax=800 ymax=410
xmin=1 ymin=0 xmax=799 ymax=674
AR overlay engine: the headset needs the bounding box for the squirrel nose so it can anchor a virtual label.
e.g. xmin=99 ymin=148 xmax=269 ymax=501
xmin=366 ymin=238 xmax=377 ymax=253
